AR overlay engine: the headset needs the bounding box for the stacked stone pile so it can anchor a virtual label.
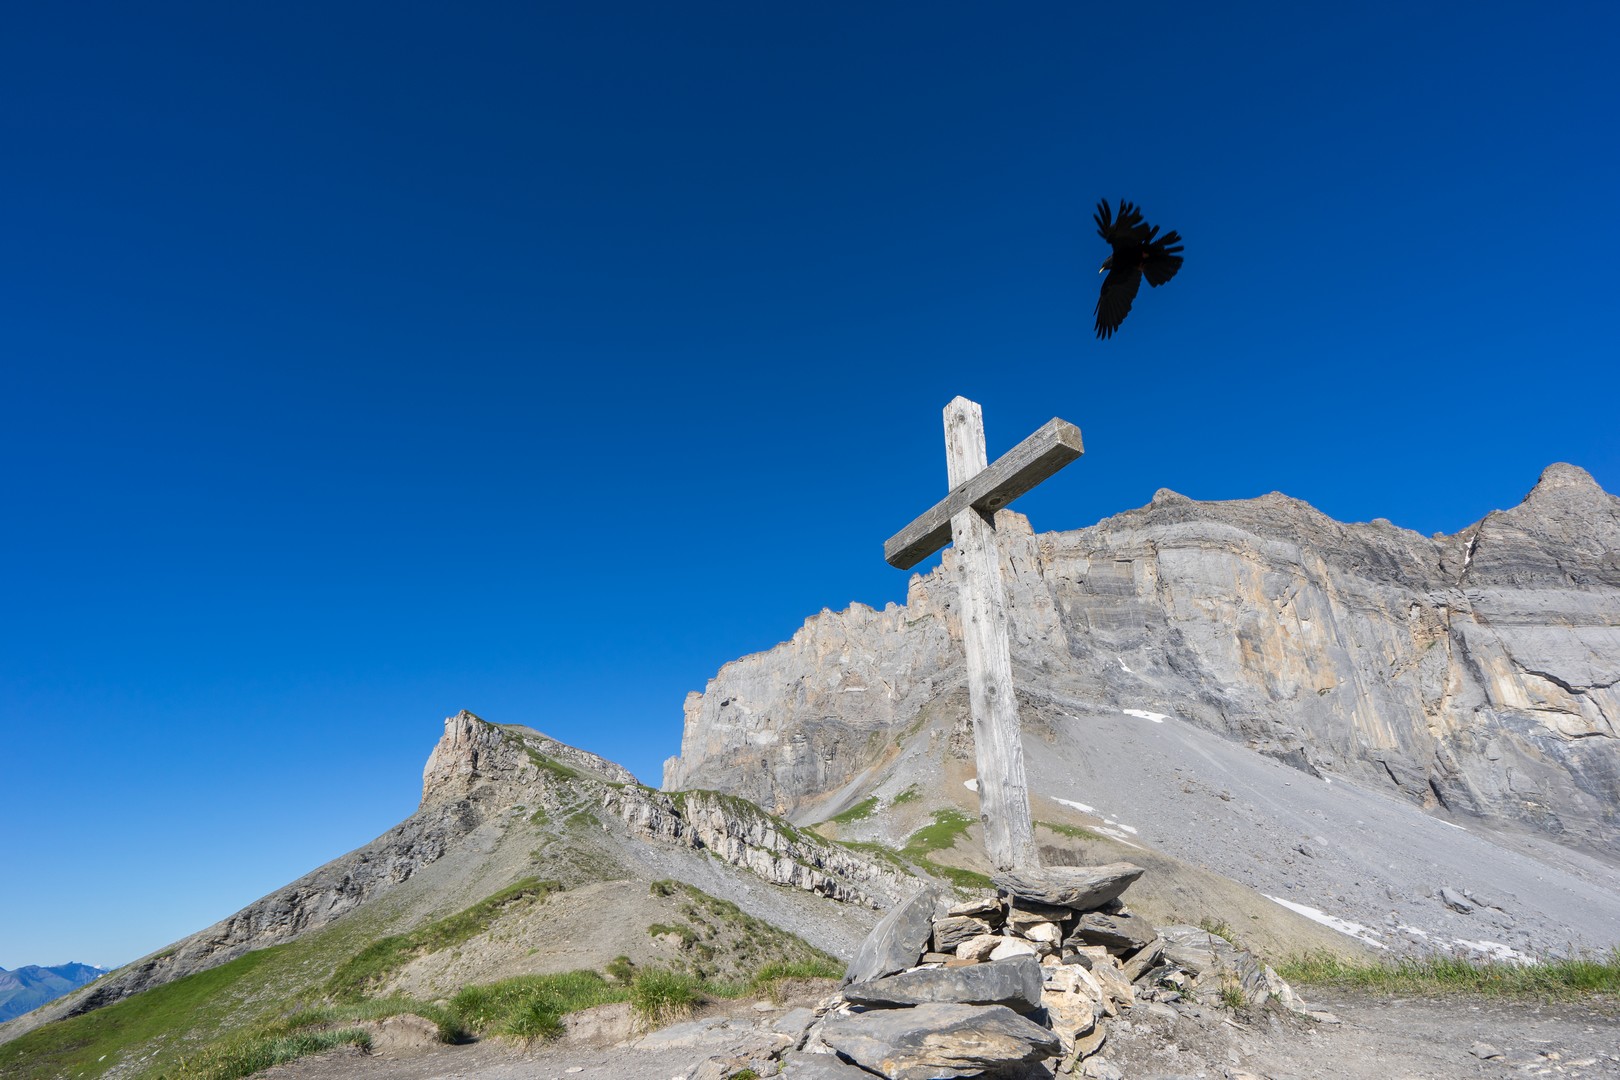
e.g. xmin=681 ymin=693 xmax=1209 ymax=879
xmin=778 ymin=864 xmax=1312 ymax=1079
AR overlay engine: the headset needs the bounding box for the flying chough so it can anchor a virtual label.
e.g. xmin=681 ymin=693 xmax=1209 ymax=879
xmin=1093 ymin=199 xmax=1184 ymax=339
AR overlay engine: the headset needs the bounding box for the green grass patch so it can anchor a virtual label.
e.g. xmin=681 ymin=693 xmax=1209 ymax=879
xmin=1278 ymin=949 xmax=1620 ymax=999
xmin=527 ymin=748 xmax=582 ymax=780
xmin=899 ymin=808 xmax=991 ymax=890
xmin=829 ymin=797 xmax=879 ymax=825
xmin=647 ymin=922 xmax=700 ymax=948
xmin=629 ymin=968 xmax=699 ymax=1028
xmin=0 ymin=946 xmax=291 ymax=1080
xmin=903 ymin=808 xmax=975 ymax=856
xmin=166 ymin=1027 xmax=373 ymax=1080
xmin=449 ymin=970 xmax=626 ymax=1043
xmin=748 ymin=957 xmax=844 ymax=1001
xmin=1198 ymin=916 xmax=1238 ymax=944
xmin=922 ymin=864 xmax=994 ymax=890
xmin=891 ymin=785 xmax=921 ymax=805
xmin=326 ymin=878 xmax=562 ymax=1000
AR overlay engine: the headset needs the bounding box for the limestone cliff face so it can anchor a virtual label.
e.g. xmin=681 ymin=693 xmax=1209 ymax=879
xmin=664 ymin=464 xmax=1620 ymax=856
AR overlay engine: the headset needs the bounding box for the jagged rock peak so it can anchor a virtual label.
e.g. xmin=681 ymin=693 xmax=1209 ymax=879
xmin=1528 ymin=462 xmax=1604 ymax=499
xmin=421 ymin=710 xmax=636 ymax=807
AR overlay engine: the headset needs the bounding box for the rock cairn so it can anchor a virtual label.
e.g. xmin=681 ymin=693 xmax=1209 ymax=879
xmin=779 ymin=863 xmax=1310 ymax=1079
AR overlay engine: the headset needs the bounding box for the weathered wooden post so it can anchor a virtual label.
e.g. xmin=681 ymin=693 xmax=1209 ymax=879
xmin=884 ymin=397 xmax=1084 ymax=872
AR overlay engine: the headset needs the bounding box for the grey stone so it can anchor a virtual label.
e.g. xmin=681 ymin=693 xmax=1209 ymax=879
xmin=933 ymin=914 xmax=993 ymax=951
xmin=948 ymin=894 xmax=1005 ymax=919
xmin=843 ymin=954 xmax=1044 ymax=1013
xmin=1157 ymin=926 xmax=1302 ymax=1011
xmin=820 ymin=1002 xmax=1061 ymax=1079
xmin=956 ymin=933 xmax=1002 ymax=961
xmin=778 ymin=1051 xmax=882 ymax=1078
xmin=1470 ymin=1041 xmax=1504 ymax=1060
xmin=1007 ymin=898 xmax=1076 ymax=929
xmin=994 ymin=865 xmax=1145 ymax=911
xmin=844 ymin=885 xmax=943 ymax=985
xmin=1081 ymin=1059 xmax=1124 ymax=1080
xmin=1068 ymin=911 xmax=1157 ymax=952
xmin=990 ymin=937 xmax=1039 ymax=961
xmin=1439 ymin=886 xmax=1475 ymax=913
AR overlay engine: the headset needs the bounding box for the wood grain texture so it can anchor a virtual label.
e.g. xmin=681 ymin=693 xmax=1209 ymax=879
xmin=884 ymin=417 xmax=1082 ymax=570
xmin=943 ymin=397 xmax=1039 ymax=872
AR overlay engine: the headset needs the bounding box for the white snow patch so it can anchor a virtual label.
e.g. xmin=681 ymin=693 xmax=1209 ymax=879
xmin=1096 ymin=827 xmax=1145 ymax=850
xmin=1453 ymin=938 xmax=1536 ymax=965
xmin=964 ymin=778 xmax=979 ymax=792
xmin=1117 ymin=656 xmax=1134 ymax=674
xmin=1122 ymin=709 xmax=1167 ymax=723
xmin=1049 ymin=796 xmax=1137 ymax=836
xmin=1397 ymin=924 xmax=1431 ymax=938
xmin=1264 ymin=895 xmax=1388 ymax=949
xmin=1434 ymin=818 xmax=1467 ymax=831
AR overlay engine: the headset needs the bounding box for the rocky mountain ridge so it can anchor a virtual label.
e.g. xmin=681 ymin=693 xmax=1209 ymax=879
xmin=0 ymin=712 xmax=910 ymax=1047
xmin=665 ymin=463 xmax=1620 ymax=858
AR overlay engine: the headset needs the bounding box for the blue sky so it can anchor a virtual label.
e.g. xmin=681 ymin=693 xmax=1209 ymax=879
xmin=3 ymin=2 xmax=1615 ymax=969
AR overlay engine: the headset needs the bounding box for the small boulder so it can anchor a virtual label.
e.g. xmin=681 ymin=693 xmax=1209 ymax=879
xmin=933 ymin=913 xmax=993 ymax=951
xmin=994 ymin=864 xmax=1144 ymax=910
xmin=955 ymin=933 xmax=1002 ymax=962
xmin=1439 ymin=886 xmax=1475 ymax=914
xmin=844 ymin=885 xmax=943 ymax=985
xmin=1007 ymin=898 xmax=1075 ymax=931
xmin=819 ymin=1002 xmax=1061 ymax=1080
xmin=843 ymin=955 xmax=1044 ymax=1014
xmin=989 ymin=937 xmax=1039 ymax=961
xmin=778 ymin=1050 xmax=880 ymax=1078
xmin=1068 ymin=911 xmax=1158 ymax=953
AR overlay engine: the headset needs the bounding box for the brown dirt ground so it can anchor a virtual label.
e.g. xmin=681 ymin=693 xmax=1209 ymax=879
xmin=256 ymin=987 xmax=1620 ymax=1080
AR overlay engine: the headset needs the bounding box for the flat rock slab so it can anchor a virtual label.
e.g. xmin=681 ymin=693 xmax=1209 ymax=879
xmin=1069 ymin=911 xmax=1157 ymax=951
xmin=844 ymin=885 xmax=943 ymax=985
xmin=821 ymin=1002 xmax=1061 ymax=1079
xmin=631 ymin=1015 xmax=790 ymax=1058
xmin=843 ymin=955 xmax=1043 ymax=1013
xmin=778 ymin=1050 xmax=886 ymax=1078
xmin=993 ymin=864 xmax=1143 ymax=910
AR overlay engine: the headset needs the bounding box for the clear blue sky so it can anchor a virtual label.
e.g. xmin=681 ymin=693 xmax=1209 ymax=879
xmin=3 ymin=2 xmax=1615 ymax=969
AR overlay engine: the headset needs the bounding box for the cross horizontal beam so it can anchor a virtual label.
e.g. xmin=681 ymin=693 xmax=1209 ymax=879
xmin=883 ymin=417 xmax=1084 ymax=570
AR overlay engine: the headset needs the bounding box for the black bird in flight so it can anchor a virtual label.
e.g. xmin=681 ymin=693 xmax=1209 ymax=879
xmin=1093 ymin=199 xmax=1184 ymax=339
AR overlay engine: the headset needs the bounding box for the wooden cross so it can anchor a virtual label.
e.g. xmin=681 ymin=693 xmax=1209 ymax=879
xmin=884 ymin=397 xmax=1084 ymax=871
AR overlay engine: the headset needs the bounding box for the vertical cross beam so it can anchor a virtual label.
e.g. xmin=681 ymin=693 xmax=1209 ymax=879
xmin=943 ymin=398 xmax=1039 ymax=871
xmin=885 ymin=397 xmax=1083 ymax=873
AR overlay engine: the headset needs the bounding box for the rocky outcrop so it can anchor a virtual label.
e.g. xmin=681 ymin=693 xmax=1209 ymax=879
xmin=665 ymin=464 xmax=1620 ymax=855
xmin=600 ymin=786 xmax=914 ymax=907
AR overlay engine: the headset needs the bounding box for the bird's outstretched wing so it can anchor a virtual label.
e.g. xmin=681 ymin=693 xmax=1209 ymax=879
xmin=1141 ymin=227 xmax=1184 ymax=287
xmin=1094 ymin=265 xmax=1141 ymax=339
xmin=1094 ymin=199 xmax=1149 ymax=243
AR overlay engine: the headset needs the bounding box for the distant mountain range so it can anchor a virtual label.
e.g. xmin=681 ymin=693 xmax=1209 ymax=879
xmin=0 ymin=964 xmax=107 ymax=1022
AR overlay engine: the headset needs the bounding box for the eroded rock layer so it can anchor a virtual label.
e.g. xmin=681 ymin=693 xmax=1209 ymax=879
xmin=665 ymin=464 xmax=1620 ymax=855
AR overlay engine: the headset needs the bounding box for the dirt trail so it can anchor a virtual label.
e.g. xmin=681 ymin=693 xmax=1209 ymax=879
xmin=258 ymin=988 xmax=1620 ymax=1080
